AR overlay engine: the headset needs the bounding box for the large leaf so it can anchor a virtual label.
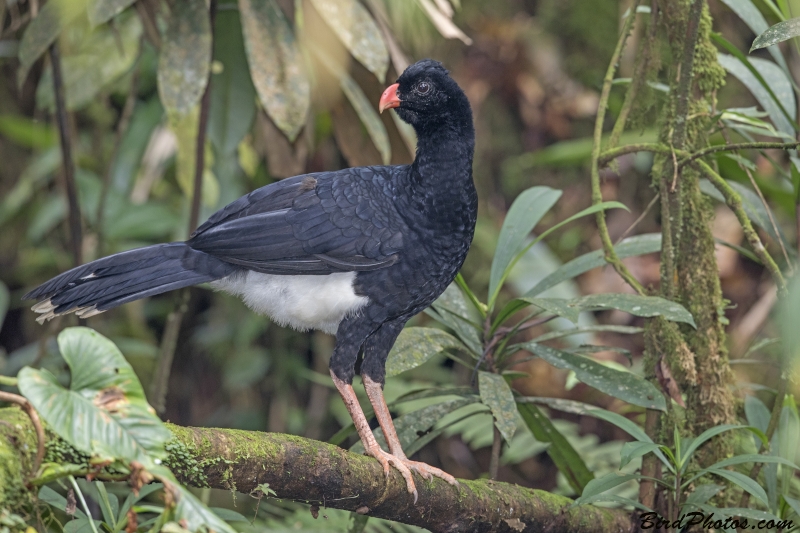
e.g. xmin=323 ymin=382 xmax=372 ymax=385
xmin=339 ymin=69 xmax=391 ymax=164
xmin=751 ymin=17 xmax=800 ymax=51
xmin=308 ymin=0 xmax=389 ymax=81
xmin=778 ymin=274 xmax=800 ymax=370
xmin=208 ymin=9 xmax=257 ymax=157
xmin=517 ymin=402 xmax=593 ymax=493
xmin=385 ymin=327 xmax=466 ymax=377
xmin=240 ymin=0 xmax=309 ymax=141
xmin=18 ymin=327 xmax=171 ymax=465
xmin=717 ymin=53 xmax=796 ymax=135
xmin=720 ymin=0 xmax=788 ymax=70
xmin=575 ymin=473 xmax=641 ymax=504
xmin=520 ymin=293 xmax=695 ymax=328
xmin=168 ymin=109 xmax=220 ymax=208
xmin=88 ymin=0 xmax=138 ymax=26
xmin=157 ymin=0 xmax=211 ymax=116
xmin=36 ymin=15 xmax=142 ymax=111
xmin=478 ymin=372 xmax=517 ymax=441
xmin=18 ymin=0 xmax=89 ymax=78
xmin=680 ymin=425 xmax=767 ymax=473
xmin=430 ymin=283 xmax=482 ymax=355
xmin=489 ymin=186 xmax=562 ymax=302
xmin=522 ymin=343 xmax=667 ymax=410
xmin=524 ymin=233 xmax=662 ymax=298
xmin=151 ymin=467 xmax=236 ymax=533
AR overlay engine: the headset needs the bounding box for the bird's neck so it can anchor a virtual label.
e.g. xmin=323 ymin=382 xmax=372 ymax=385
xmin=411 ymin=118 xmax=475 ymax=187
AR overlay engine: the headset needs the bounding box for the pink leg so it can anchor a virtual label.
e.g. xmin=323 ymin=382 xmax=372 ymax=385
xmin=330 ymin=370 xmax=419 ymax=501
xmin=363 ymin=375 xmax=458 ymax=487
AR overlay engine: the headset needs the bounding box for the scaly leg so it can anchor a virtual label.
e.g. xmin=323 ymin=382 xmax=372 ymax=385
xmin=363 ymin=375 xmax=458 ymax=486
xmin=330 ymin=370 xmax=419 ymax=501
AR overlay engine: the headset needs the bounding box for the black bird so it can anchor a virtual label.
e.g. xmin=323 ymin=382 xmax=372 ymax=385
xmin=24 ymin=59 xmax=476 ymax=500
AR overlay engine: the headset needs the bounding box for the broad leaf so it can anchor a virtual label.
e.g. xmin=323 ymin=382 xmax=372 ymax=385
xmin=517 ymin=402 xmax=593 ymax=493
xmin=18 ymin=327 xmax=171 ymax=465
xmin=308 ymin=0 xmax=389 ymax=81
xmin=36 ymin=15 xmax=142 ymax=111
xmin=576 ymin=473 xmax=640 ymax=503
xmin=707 ymin=469 xmax=768 ymax=505
xmin=522 ymin=343 xmax=666 ymax=410
xmin=338 ymin=69 xmax=391 ymax=165
xmin=489 ymin=186 xmax=562 ymax=302
xmin=720 ymin=0 xmax=788 ymax=70
xmin=157 ymin=0 xmax=211 ymax=116
xmin=751 ymin=17 xmax=800 ymax=51
xmin=431 ymin=283 xmax=482 ymax=354
xmin=520 ymin=293 xmax=695 ymax=328
xmin=385 ymin=327 xmax=465 ymax=377
xmin=478 ymin=372 xmax=517 ymax=441
xmin=744 ymin=395 xmax=771 ymax=451
xmin=208 ymin=9 xmax=257 ymax=157
xmin=620 ymin=441 xmax=661 ymax=468
xmin=240 ymin=0 xmax=309 ymax=141
xmin=18 ymin=0 xmax=89 ymax=78
xmin=152 ymin=467 xmax=236 ymax=533
xmin=88 ymin=0 xmax=138 ymax=25
xmin=167 ymin=109 xmax=220 ymax=208
xmin=680 ymin=425 xmax=767 ymax=473
xmin=524 ymin=234 xmax=662 ymax=298
xmin=717 ymin=52 xmax=796 ymax=135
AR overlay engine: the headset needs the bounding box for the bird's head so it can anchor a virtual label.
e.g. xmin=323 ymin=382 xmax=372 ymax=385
xmin=379 ymin=59 xmax=472 ymax=134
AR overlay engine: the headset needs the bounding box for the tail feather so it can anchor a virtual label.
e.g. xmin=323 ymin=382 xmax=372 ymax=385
xmin=25 ymin=242 xmax=236 ymax=323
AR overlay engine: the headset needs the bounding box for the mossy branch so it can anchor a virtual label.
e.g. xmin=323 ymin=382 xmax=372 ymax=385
xmin=693 ymin=159 xmax=786 ymax=292
xmin=591 ymin=0 xmax=646 ymax=296
xmin=0 ymin=408 xmax=633 ymax=533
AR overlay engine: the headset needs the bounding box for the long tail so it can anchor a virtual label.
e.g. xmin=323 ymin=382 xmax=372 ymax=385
xmin=24 ymin=243 xmax=237 ymax=323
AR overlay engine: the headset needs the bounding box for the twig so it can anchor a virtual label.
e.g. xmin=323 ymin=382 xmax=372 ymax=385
xmin=590 ymin=0 xmax=645 ymax=295
xmin=489 ymin=425 xmax=501 ymax=480
xmin=0 ymin=391 xmax=45 ymax=474
xmin=693 ymin=160 xmax=786 ymax=293
xmin=49 ymin=43 xmax=82 ymax=267
xmin=678 ymin=141 xmax=800 ymax=167
xmin=616 ymin=193 xmax=659 ymax=245
xmin=598 ymin=143 xmax=676 ymax=167
xmin=135 ymin=0 xmax=161 ymax=49
xmin=0 ymin=376 xmax=18 ymax=387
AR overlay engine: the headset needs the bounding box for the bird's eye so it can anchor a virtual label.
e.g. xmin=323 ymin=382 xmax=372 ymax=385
xmin=416 ymin=81 xmax=431 ymax=95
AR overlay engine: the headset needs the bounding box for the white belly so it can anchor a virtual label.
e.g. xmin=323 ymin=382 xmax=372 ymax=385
xmin=210 ymin=271 xmax=369 ymax=334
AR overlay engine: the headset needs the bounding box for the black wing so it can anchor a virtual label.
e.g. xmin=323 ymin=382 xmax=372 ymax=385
xmin=187 ymin=167 xmax=406 ymax=275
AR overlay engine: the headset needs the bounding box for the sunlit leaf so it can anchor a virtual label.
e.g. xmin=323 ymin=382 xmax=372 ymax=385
xmin=524 ymin=233 xmax=662 ymax=298
xmin=240 ymin=0 xmax=309 ymax=141
xmin=309 ymin=0 xmax=389 ymax=81
xmin=478 ymin=372 xmax=517 ymax=441
xmin=18 ymin=327 xmax=171 ymax=465
xmin=489 ymin=186 xmax=562 ymax=303
xmin=36 ymin=15 xmax=142 ymax=111
xmin=517 ymin=403 xmax=593 ymax=493
xmin=157 ymin=0 xmax=211 ymax=116
xmin=385 ymin=327 xmax=466 ymax=377
xmin=18 ymin=0 xmax=89 ymax=79
xmin=751 ymin=17 xmax=800 ymax=51
xmin=87 ymin=0 xmax=138 ymax=26
xmin=522 ymin=343 xmax=666 ymax=410
xmin=208 ymin=9 xmax=257 ymax=157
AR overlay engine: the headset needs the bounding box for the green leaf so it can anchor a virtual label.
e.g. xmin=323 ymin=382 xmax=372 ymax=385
xmin=778 ymin=274 xmax=800 ymax=369
xmin=517 ymin=402 xmax=593 ymax=493
xmin=308 ymin=0 xmax=389 ymax=82
xmin=157 ymin=0 xmax=211 ymax=116
xmin=777 ymin=400 xmax=799 ymax=490
xmin=703 ymin=453 xmax=800 ymax=471
xmin=679 ymin=425 xmax=766 ymax=473
xmin=167 ymin=109 xmax=220 ymax=208
xmin=430 ymin=283 xmax=482 ymax=354
xmin=575 ymin=473 xmax=640 ymax=503
xmin=38 ymin=485 xmax=88 ymax=518
xmin=522 ymin=343 xmax=666 ymax=410
xmin=18 ymin=0 xmax=88 ymax=78
xmin=64 ymin=518 xmax=104 ymax=533
xmin=151 ymin=467 xmax=236 ymax=533
xmin=683 ymin=484 xmax=723 ymax=509
xmin=338 ymin=69 xmax=391 ymax=165
xmin=208 ymin=9 xmax=257 ymax=156
xmin=36 ymin=15 xmax=142 ymax=111
xmin=720 ymin=0 xmax=789 ymax=70
xmin=707 ymin=469 xmax=768 ymax=505
xmin=745 ymin=395 xmax=771 ymax=451
xmin=620 ymin=441 xmax=661 ymax=468
xmin=524 ymin=233 xmax=662 ymax=298
xmin=18 ymin=327 xmax=171 ymax=465
xmin=239 ymin=0 xmax=309 ymax=141
xmin=385 ymin=327 xmax=466 ymax=377
xmin=209 ymin=508 xmax=249 ymax=523
xmin=751 ymin=17 xmax=800 ymax=51
xmin=478 ymin=372 xmax=517 ymax=441
xmin=784 ymin=495 xmax=800 ymax=519
xmin=717 ymin=51 xmax=796 ymax=135
xmin=87 ymin=0 xmax=138 ymax=26
xmin=520 ymin=293 xmax=695 ymax=328
xmin=530 ymin=325 xmax=643 ymax=343
xmin=0 ymin=114 xmax=57 ymax=148
xmin=489 ymin=186 xmax=562 ymax=303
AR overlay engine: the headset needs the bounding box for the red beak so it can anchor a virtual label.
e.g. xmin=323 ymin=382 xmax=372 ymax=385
xmin=379 ymin=83 xmax=401 ymax=113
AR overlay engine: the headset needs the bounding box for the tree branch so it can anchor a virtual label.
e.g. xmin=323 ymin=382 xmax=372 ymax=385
xmin=0 ymin=408 xmax=634 ymax=533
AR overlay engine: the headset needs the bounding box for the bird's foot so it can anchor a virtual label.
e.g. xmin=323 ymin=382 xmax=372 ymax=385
xmin=364 ymin=445 xmax=418 ymax=502
xmin=400 ymin=459 xmax=458 ymax=486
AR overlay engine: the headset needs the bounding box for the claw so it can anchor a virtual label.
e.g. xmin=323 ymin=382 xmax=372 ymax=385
xmin=364 ymin=445 xmax=418 ymax=497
